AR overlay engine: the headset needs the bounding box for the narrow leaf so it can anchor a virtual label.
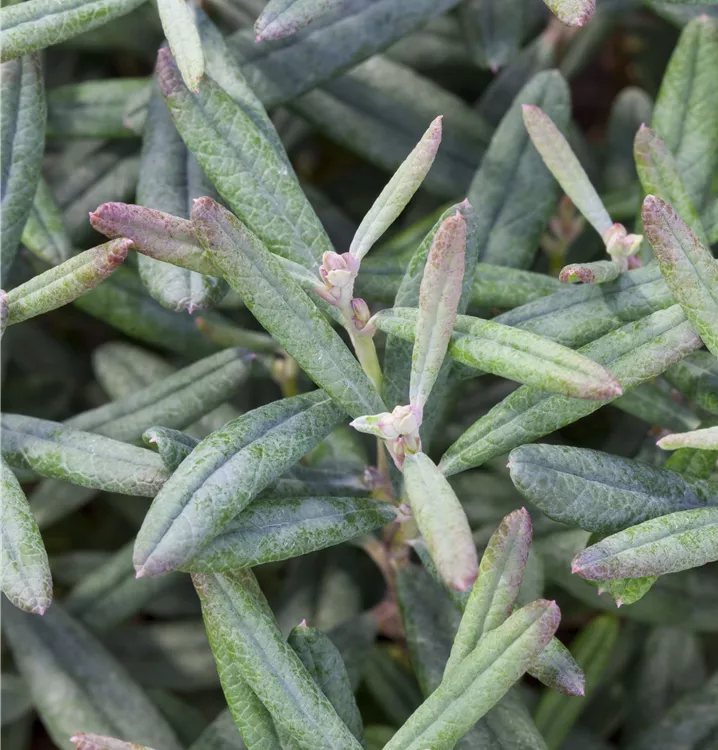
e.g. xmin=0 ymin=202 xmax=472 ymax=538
xmin=403 ymin=451 xmax=478 ymax=592
xmin=255 ymin=0 xmax=345 ymax=41
xmin=133 ymin=390 xmax=346 ymax=577
xmin=349 ymin=116 xmax=443 ymax=261
xmin=195 ymin=316 xmax=281 ymax=354
xmin=664 ymin=350 xmax=718 ymax=416
xmin=572 ymin=507 xmax=718 ymax=580
xmin=143 ymin=427 xmax=198 ymax=472
xmin=559 ymin=260 xmax=623 ymax=285
xmin=658 ymin=426 xmax=718 ymax=451
xmin=72 ymin=734 xmax=156 ymax=750
xmin=1 ymin=457 xmax=52 ymax=615
xmin=192 ymin=197 xmax=385 ymax=418
xmin=2 ymin=413 xmax=169 ymax=496
xmin=1 ymin=53 xmax=46 ymax=276
xmin=21 ymin=178 xmax=72 ymax=266
xmin=157 ymin=0 xmax=204 ymax=91
xmin=541 ymin=0 xmax=595 ymax=27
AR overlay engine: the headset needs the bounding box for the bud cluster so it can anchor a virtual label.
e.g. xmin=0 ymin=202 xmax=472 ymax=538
xmin=351 ymin=404 xmax=422 ymax=469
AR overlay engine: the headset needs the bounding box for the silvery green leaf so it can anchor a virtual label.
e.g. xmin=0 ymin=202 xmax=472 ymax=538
xmin=440 ymin=305 xmax=702 ymax=474
xmin=2 ymin=602 xmax=182 ymax=750
xmin=605 ymin=87 xmax=653 ymax=190
xmin=410 ymin=210 xmax=466 ymax=413
xmin=183 ymin=494 xmax=395 ymax=571
xmin=192 ymin=198 xmax=384 ymax=418
xmin=1 ymin=457 xmax=52 ymax=615
xmin=92 ymin=341 xmax=176 ymax=399
xmin=523 ymin=104 xmax=612 ymax=237
xmin=383 ymin=601 xmax=561 ymax=750
xmin=143 ymin=427 xmax=199 ymax=471
xmin=255 ymin=0 xmax=345 ymax=40
xmin=541 ymin=0 xmax=594 ymax=26
xmin=403 ymin=451 xmax=478 ymax=592
xmin=1 ymin=413 xmax=169 ymax=496
xmin=458 ymin=0 xmax=524 ymax=72
xmin=664 ymin=351 xmax=718 ymax=415
xmin=1 ymin=53 xmax=45 ymax=277
xmin=658 ymin=426 xmax=718 ymax=451
xmin=350 ymin=116 xmax=443 ymax=260
xmin=31 ymin=480 xmax=97 ymax=530
xmin=559 ymin=260 xmax=623 ymax=285
xmin=508 ymin=443 xmax=718 ymax=533
xmin=71 ymin=734 xmax=156 ymax=750
xmin=21 ymin=179 xmax=72 ymax=267
xmin=67 ymin=348 xmax=250 ymax=444
xmin=572 ymin=506 xmax=718 ymax=580
xmin=194 ymin=315 xmax=281 ymax=354
xmin=133 ymin=390 xmax=346 ymax=577
xmin=193 ymin=570 xmax=364 ymax=749
xmin=5 ymin=240 xmax=130 ymax=327
xmin=157 ymin=0 xmax=204 ymax=92
xmin=0 ymin=0 xmax=148 ymax=62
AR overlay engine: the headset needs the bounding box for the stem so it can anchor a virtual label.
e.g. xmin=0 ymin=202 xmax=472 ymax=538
xmin=351 ymin=329 xmax=383 ymax=394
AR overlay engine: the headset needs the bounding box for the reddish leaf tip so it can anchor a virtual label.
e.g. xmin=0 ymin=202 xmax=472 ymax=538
xmin=135 ymin=567 xmax=148 ymax=579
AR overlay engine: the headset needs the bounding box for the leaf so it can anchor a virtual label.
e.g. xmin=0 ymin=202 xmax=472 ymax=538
xmin=255 ymin=0 xmax=345 ymax=41
xmin=133 ymin=390 xmax=346 ymax=577
xmin=614 ymin=381 xmax=700 ymax=433
xmin=134 ymin=84 xmax=226 ymax=313
xmin=410 ymin=211 xmax=466 ymax=413
xmin=31 ymin=480 xmax=97 ymax=530
xmin=192 ymin=198 xmax=384 ymax=418
xmin=71 ymin=734 xmax=156 ymax=750
xmin=458 ymin=0 xmax=524 ymax=72
xmin=528 ymin=637 xmax=586 ymax=698
xmin=157 ymin=47 xmax=331 ymax=270
xmin=523 ymin=104 xmax=612 ymax=237
xmin=534 ymin=616 xmax=619 ymax=750
xmin=157 ymin=0 xmax=203 ymax=91
xmin=66 ymin=348 xmax=251 ymax=443
xmin=93 ymin=341 xmax=176 ymax=399
xmin=383 ymin=601 xmax=561 ymax=750
xmin=1 ymin=413 xmax=169 ymax=496
xmin=287 ymin=623 xmax=364 ymax=743
xmin=599 ymin=576 xmax=658 ymax=608
xmin=143 ymin=427 xmax=198 ymax=471
xmin=195 ymin=316 xmax=281 ymax=354
xmin=2 ymin=602 xmax=182 ymax=750
xmin=349 ymin=116 xmax=443 ymax=260
xmin=21 ymin=178 xmax=72 ymax=266
xmin=651 ymin=16 xmax=718 ymax=212
xmin=471 ymin=263 xmax=562 ymax=309
xmin=440 ymin=305 xmax=702 ymax=475
xmin=5 ymin=241 xmax=130 ymax=327
xmin=1 ymin=457 xmax=52 ymax=615
xmin=664 ymin=443 xmax=718 ymax=480
xmin=468 ymin=70 xmax=571 ymax=269
xmin=444 ymin=509 xmax=532 ymax=676
xmin=559 ymin=260 xmax=623 ymax=285
xmin=375 ymin=308 xmax=622 ymax=400
xmin=193 ymin=570 xmax=364 ymax=749
xmin=182 ymin=495 xmax=396 ymax=572
xmin=1 ymin=53 xmax=46 ymax=276
xmin=541 ymin=0 xmax=594 ymax=27
xmin=658 ymin=426 xmax=718 ymax=451
xmin=0 ymin=0 xmax=148 ymax=61
xmin=664 ymin=351 xmax=718 ymax=416
xmin=508 ymin=443 xmax=718 ymax=533
xmin=572 ymin=507 xmax=718 ymax=580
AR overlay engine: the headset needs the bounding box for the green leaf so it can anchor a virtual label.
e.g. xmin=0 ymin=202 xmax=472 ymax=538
xmin=404 ymin=451 xmax=478 ymax=592
xmin=598 ymin=576 xmax=658 ymax=608
xmin=527 ymin=637 xmax=586 ymax=698
xmin=541 ymin=0 xmax=595 ymax=27
xmin=255 ymin=0 xmax=345 ymax=41
xmin=349 ymin=116 xmax=443 ymax=260
xmin=194 ymin=316 xmax=281 ymax=355
xmin=664 ymin=444 xmax=718 ymax=480
xmin=66 ymin=348 xmax=251 ymax=443
xmin=534 ymin=616 xmax=619 ymax=750
xmin=643 ymin=195 xmax=718 ymax=358
xmin=71 ymin=734 xmax=156 ymax=750
xmin=651 ymin=16 xmax=718 ymax=212
xmin=471 ymin=263 xmax=561 ymax=309
xmin=21 ymin=179 xmax=72 ymax=266
xmin=658 ymin=425 xmax=718 ymax=451
xmin=458 ymin=0 xmax=524 ymax=71
xmin=375 ymin=308 xmax=622 ymax=400
xmin=572 ymin=506 xmax=718 ymax=580
xmin=134 ymin=84 xmax=227 ymax=313
xmin=508 ymin=443 xmax=718 ymax=533
xmin=183 ymin=495 xmax=396 ymax=572
xmin=192 ymin=198 xmax=384 ymax=418
xmin=143 ymin=427 xmax=198 ymax=471
xmin=383 ymin=600 xmax=561 ymax=750
xmin=664 ymin=351 xmax=718 ymax=415
xmin=1 ymin=53 xmax=46 ymax=276
xmin=157 ymin=47 xmax=331 ymax=270
xmin=157 ymin=0 xmax=203 ymax=91
xmin=0 ymin=0 xmax=148 ymax=61
xmin=468 ymin=70 xmax=571 ymax=269
xmin=444 ymin=508 xmax=532 ymax=676
xmin=614 ymin=381 xmax=700 ymax=433
xmin=288 ymin=623 xmax=364 ymax=744
xmin=1 ymin=457 xmax=52 ymax=615
xmin=559 ymin=260 xmax=623 ymax=285
xmin=92 ymin=341 xmax=176 ymax=398
xmin=193 ymin=570 xmax=364 ymax=749
xmin=2 ymin=602 xmax=182 ymax=750
xmin=133 ymin=390 xmax=346 ymax=577
xmin=440 ymin=305 xmax=702 ymax=475
xmin=1 ymin=413 xmax=169 ymax=496
xmin=5 ymin=241 xmax=130 ymax=327
xmin=31 ymin=480 xmax=97 ymax=530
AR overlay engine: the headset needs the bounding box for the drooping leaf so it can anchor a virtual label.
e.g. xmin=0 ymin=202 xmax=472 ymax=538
xmin=508 ymin=444 xmax=718 ymax=533
xmin=21 ymin=178 xmax=72 ymax=266
xmin=193 ymin=570 xmax=364 ymax=749
xmin=1 ymin=413 xmax=169 ymax=496
xmin=192 ymin=198 xmax=384 ymax=418
xmin=2 ymin=602 xmax=182 ymax=750
xmin=1 ymin=457 xmax=52 ymax=615
xmin=133 ymin=390 xmax=346 ymax=577
xmin=0 ymin=0 xmax=148 ymax=62
xmin=1 ymin=53 xmax=46 ymax=276
xmin=572 ymin=506 xmax=718 ymax=580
